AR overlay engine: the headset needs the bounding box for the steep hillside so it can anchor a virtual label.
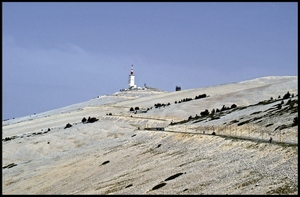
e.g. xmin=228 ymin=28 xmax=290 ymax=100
xmin=2 ymin=76 xmax=298 ymax=194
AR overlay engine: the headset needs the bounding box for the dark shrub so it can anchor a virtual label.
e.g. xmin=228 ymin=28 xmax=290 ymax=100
xmin=293 ymin=117 xmax=298 ymax=126
xmin=130 ymin=107 xmax=134 ymax=111
xmin=152 ymin=182 xmax=167 ymax=190
xmin=195 ymin=94 xmax=207 ymax=99
xmin=135 ymin=107 xmax=139 ymax=110
xmin=82 ymin=117 xmax=87 ymax=123
xmin=64 ymin=123 xmax=72 ymax=129
xmin=221 ymin=105 xmax=227 ymax=111
xmin=200 ymin=109 xmax=209 ymax=116
xmin=102 ymin=160 xmax=110 ymax=165
xmin=88 ymin=117 xmax=99 ymax=123
xmin=231 ymin=104 xmax=237 ymax=109
xmin=154 ymin=103 xmax=162 ymax=108
xmin=165 ymin=172 xmax=184 ymax=181
xmin=283 ymin=91 xmax=290 ymax=100
xmin=277 ymin=104 xmax=282 ymax=109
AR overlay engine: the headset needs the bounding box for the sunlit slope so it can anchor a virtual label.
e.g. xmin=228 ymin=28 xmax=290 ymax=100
xmin=2 ymin=76 xmax=297 ymax=138
xmin=113 ymin=76 xmax=297 ymax=119
xmin=2 ymin=76 xmax=298 ymax=195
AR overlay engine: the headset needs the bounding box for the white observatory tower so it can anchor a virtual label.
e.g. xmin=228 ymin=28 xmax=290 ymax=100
xmin=128 ymin=64 xmax=137 ymax=89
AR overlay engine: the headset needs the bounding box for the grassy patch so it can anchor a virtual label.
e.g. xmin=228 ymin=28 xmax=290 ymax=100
xmin=237 ymin=120 xmax=251 ymax=126
xmin=250 ymin=111 xmax=262 ymax=115
xmin=210 ymin=116 xmax=220 ymax=121
xmin=177 ymin=157 xmax=211 ymax=167
xmin=229 ymin=120 xmax=239 ymax=124
xmin=139 ymin=148 xmax=163 ymax=156
xmin=240 ymin=178 xmax=261 ymax=187
xmin=266 ymin=183 xmax=298 ymax=194
xmin=252 ymin=116 xmax=262 ymax=121
xmin=233 ymin=171 xmax=262 ymax=189
xmin=274 ymin=124 xmax=288 ymax=131
xmin=164 ymin=150 xmax=184 ymax=157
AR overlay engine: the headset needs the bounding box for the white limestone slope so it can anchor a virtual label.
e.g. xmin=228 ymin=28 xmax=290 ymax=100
xmin=2 ymin=76 xmax=298 ymax=195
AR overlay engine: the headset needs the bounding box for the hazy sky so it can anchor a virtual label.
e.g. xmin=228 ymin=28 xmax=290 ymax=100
xmin=2 ymin=2 xmax=298 ymax=120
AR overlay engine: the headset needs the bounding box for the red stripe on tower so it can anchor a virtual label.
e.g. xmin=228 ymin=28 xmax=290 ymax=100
xmin=130 ymin=65 xmax=134 ymax=75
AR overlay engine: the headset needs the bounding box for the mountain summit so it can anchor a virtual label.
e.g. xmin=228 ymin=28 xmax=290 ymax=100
xmin=2 ymin=76 xmax=298 ymax=195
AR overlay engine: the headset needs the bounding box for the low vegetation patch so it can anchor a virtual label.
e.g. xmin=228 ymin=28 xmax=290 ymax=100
xmin=3 ymin=163 xmax=17 ymax=169
xmin=237 ymin=120 xmax=251 ymax=126
xmin=250 ymin=111 xmax=262 ymax=115
xmin=151 ymin=182 xmax=167 ymax=190
xmin=266 ymin=182 xmax=298 ymax=194
xmin=164 ymin=172 xmax=184 ymax=181
xmin=125 ymin=184 xmax=133 ymax=188
xmin=101 ymin=160 xmax=110 ymax=165
xmin=64 ymin=123 xmax=72 ymax=129
xmin=229 ymin=120 xmax=239 ymax=124
xmin=2 ymin=136 xmax=18 ymax=142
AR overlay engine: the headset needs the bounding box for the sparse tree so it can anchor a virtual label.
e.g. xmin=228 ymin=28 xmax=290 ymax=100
xmin=200 ymin=109 xmax=209 ymax=116
xmin=231 ymin=104 xmax=237 ymax=109
xmin=221 ymin=105 xmax=226 ymax=111
xmin=283 ymin=91 xmax=291 ymax=100
xmin=293 ymin=117 xmax=298 ymax=126
xmin=64 ymin=123 xmax=72 ymax=129
xmin=277 ymin=104 xmax=282 ymax=110
xmin=211 ymin=109 xmax=215 ymax=115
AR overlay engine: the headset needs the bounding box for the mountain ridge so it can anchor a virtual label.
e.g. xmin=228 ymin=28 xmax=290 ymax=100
xmin=2 ymin=75 xmax=298 ymax=194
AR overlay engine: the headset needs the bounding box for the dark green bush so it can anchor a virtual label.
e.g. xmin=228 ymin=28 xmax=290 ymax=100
xmin=231 ymin=104 xmax=237 ymax=109
xmin=283 ymin=91 xmax=290 ymax=100
xmin=293 ymin=117 xmax=298 ymax=126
